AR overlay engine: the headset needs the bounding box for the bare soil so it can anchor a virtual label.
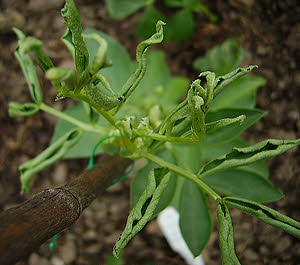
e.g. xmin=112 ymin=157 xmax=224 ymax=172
xmin=0 ymin=0 xmax=299 ymax=264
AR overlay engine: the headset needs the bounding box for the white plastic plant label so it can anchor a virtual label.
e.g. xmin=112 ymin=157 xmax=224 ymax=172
xmin=157 ymin=207 xmax=205 ymax=265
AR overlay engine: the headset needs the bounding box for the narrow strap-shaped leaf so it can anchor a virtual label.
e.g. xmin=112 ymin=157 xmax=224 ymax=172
xmin=61 ymin=0 xmax=89 ymax=75
xmin=13 ymin=28 xmax=43 ymax=103
xmin=187 ymin=87 xmax=205 ymax=140
xmin=113 ymin=168 xmax=171 ymax=258
xmin=200 ymin=138 xmax=300 ymax=177
xmin=214 ymin=66 xmax=257 ymax=98
xmin=20 ymin=128 xmax=83 ymax=193
xmin=216 ymin=200 xmax=241 ymax=265
xmin=84 ymin=33 xmax=109 ymax=75
xmin=205 ymin=115 xmax=246 ymax=133
xmin=119 ymin=20 xmax=165 ymax=99
xmin=224 ymin=196 xmax=300 ymax=238
xmin=8 ymin=102 xmax=40 ymax=117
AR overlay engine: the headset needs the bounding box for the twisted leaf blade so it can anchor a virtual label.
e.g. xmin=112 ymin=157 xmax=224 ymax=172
xmin=201 ymin=138 xmax=300 ymax=177
xmin=216 ymin=200 xmax=241 ymax=265
xmin=224 ymin=197 xmax=300 ymax=238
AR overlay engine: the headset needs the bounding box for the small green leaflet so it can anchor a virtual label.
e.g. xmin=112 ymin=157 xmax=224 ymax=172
xmin=224 ymin=197 xmax=300 ymax=238
xmin=20 ymin=128 xmax=83 ymax=193
xmin=216 ymin=200 xmax=241 ymax=265
xmin=200 ymin=138 xmax=300 ymax=177
xmin=113 ymin=168 xmax=171 ymax=258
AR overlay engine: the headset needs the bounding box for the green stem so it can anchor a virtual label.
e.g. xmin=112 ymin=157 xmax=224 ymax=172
xmin=142 ymin=151 xmax=220 ymax=201
xmin=40 ymin=103 xmax=109 ymax=134
xmin=71 ymin=93 xmax=118 ymax=129
xmin=134 ymin=132 xmax=197 ymax=143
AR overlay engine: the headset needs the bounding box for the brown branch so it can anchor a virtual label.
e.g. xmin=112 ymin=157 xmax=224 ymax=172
xmin=0 ymin=154 xmax=132 ymax=265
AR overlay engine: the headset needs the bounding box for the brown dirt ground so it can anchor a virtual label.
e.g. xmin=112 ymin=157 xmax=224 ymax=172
xmin=0 ymin=0 xmax=299 ymax=264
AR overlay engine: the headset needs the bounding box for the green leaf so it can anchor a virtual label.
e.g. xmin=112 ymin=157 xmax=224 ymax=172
xmin=119 ymin=21 xmax=165 ymax=100
xmin=20 ymin=128 xmax=83 ymax=193
xmin=167 ymin=9 xmax=195 ymax=42
xmin=210 ymin=76 xmax=266 ymax=111
xmin=8 ymin=102 xmax=40 ymax=117
xmin=137 ymin=6 xmax=166 ymax=40
xmin=114 ymin=168 xmax=171 ymax=258
xmin=51 ymin=102 xmax=116 ymax=159
xmin=13 ymin=28 xmax=43 ymax=103
xmin=84 ymin=28 xmax=135 ymax=93
xmin=126 ymin=51 xmax=171 ymax=114
xmin=216 ymin=200 xmax=241 ymax=265
xmin=203 ymin=108 xmax=265 ymax=146
xmin=201 ymin=138 xmax=300 ymax=177
xmin=179 ymin=180 xmax=213 ymax=257
xmin=200 ymin=137 xmax=270 ymax=178
xmin=224 ymin=197 xmax=300 ymax=238
xmin=105 ymin=0 xmax=148 ymax=19
xmin=61 ymin=0 xmax=89 ymax=75
xmin=130 ymin=159 xmax=177 ymax=217
xmin=193 ymin=39 xmax=245 ymax=76
xmin=203 ymin=169 xmax=283 ymax=203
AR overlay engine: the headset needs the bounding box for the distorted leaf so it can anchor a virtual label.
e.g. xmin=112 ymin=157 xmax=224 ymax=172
xmin=114 ymin=168 xmax=171 ymax=258
xmin=224 ymin=196 xmax=300 ymax=238
xmin=216 ymin=200 xmax=241 ymax=265
xmin=201 ymin=138 xmax=300 ymax=177
xmin=20 ymin=128 xmax=83 ymax=193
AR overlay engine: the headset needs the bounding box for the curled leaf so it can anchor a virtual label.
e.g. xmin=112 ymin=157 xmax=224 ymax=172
xmin=119 ymin=20 xmax=165 ymax=99
xmin=8 ymin=102 xmax=40 ymax=117
xmin=61 ymin=0 xmax=89 ymax=74
xmin=20 ymin=128 xmax=83 ymax=193
xmin=19 ymin=36 xmax=55 ymax=72
xmin=216 ymin=200 xmax=241 ymax=265
xmin=46 ymin=67 xmax=77 ymax=95
xmin=214 ymin=66 xmax=257 ymax=98
xmin=200 ymin=138 xmax=300 ymax=177
xmin=205 ymin=115 xmax=246 ymax=133
xmin=113 ymin=168 xmax=171 ymax=258
xmin=84 ymin=77 xmax=123 ymax=110
xmin=13 ymin=28 xmax=43 ymax=103
xmin=224 ymin=196 xmax=300 ymax=238
xmin=84 ymin=33 xmax=109 ymax=75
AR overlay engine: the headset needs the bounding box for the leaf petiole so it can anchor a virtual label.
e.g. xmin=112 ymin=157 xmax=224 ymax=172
xmin=142 ymin=151 xmax=220 ymax=201
xmin=39 ymin=103 xmax=109 ymax=134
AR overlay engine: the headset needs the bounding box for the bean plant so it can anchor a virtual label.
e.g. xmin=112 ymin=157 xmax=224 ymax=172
xmin=9 ymin=0 xmax=300 ymax=264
